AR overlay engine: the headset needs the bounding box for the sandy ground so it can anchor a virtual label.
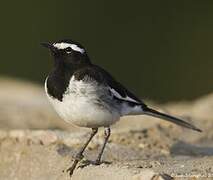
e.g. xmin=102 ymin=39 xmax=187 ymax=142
xmin=0 ymin=78 xmax=213 ymax=179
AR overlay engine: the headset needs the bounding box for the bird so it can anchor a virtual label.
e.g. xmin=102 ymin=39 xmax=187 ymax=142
xmin=41 ymin=39 xmax=201 ymax=177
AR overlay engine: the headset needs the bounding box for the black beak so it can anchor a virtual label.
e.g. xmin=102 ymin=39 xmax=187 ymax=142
xmin=41 ymin=42 xmax=58 ymax=54
xmin=41 ymin=42 xmax=53 ymax=49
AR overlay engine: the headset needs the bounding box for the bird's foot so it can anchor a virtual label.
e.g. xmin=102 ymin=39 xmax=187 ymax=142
xmin=66 ymin=154 xmax=84 ymax=177
xmin=66 ymin=161 xmax=78 ymax=177
xmin=77 ymin=159 xmax=111 ymax=169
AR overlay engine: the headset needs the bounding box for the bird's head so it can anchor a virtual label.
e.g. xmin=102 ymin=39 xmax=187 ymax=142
xmin=41 ymin=39 xmax=91 ymax=68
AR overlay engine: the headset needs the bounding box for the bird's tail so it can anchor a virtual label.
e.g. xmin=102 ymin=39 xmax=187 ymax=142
xmin=143 ymin=107 xmax=202 ymax=132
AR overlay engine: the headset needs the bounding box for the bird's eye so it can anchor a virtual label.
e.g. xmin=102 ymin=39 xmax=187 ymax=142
xmin=65 ymin=47 xmax=72 ymax=52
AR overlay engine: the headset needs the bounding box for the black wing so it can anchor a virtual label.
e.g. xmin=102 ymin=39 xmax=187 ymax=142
xmin=74 ymin=65 xmax=147 ymax=107
xmin=74 ymin=65 xmax=202 ymax=132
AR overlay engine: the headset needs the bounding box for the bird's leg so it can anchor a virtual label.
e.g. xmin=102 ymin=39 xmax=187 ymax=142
xmin=94 ymin=127 xmax=111 ymax=165
xmin=77 ymin=127 xmax=111 ymax=169
xmin=66 ymin=128 xmax=98 ymax=177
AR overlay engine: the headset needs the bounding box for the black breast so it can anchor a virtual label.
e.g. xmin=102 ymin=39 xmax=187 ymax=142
xmin=46 ymin=69 xmax=71 ymax=101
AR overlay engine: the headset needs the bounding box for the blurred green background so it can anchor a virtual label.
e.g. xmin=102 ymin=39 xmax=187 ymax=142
xmin=0 ymin=0 xmax=212 ymax=102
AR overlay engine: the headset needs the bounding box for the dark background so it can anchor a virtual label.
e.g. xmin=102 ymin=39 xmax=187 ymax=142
xmin=0 ymin=0 xmax=212 ymax=102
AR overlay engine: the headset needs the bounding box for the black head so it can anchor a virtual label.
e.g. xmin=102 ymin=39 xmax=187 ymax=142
xmin=41 ymin=39 xmax=91 ymax=68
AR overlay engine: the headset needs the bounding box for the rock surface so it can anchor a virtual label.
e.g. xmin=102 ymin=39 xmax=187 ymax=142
xmin=0 ymin=78 xmax=213 ymax=179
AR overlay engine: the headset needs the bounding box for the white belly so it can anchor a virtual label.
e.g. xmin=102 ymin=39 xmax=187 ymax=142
xmin=45 ymin=78 xmax=120 ymax=128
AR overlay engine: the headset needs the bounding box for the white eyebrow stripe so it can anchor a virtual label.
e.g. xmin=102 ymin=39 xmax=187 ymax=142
xmin=53 ymin=42 xmax=85 ymax=54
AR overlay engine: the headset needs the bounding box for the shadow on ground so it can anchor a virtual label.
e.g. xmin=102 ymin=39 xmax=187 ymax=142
xmin=171 ymin=141 xmax=213 ymax=156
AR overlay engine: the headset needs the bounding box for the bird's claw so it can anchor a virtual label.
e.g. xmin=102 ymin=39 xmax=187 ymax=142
xmin=66 ymin=165 xmax=75 ymax=177
xmin=77 ymin=159 xmax=99 ymax=169
xmin=66 ymin=154 xmax=84 ymax=177
xmin=77 ymin=159 xmax=111 ymax=169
